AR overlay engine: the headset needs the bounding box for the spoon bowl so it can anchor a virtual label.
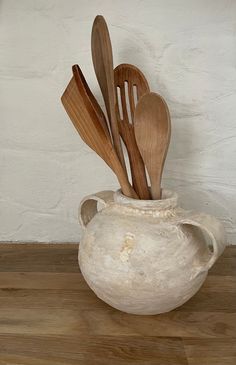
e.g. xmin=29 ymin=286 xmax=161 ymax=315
xmin=134 ymin=92 xmax=171 ymax=199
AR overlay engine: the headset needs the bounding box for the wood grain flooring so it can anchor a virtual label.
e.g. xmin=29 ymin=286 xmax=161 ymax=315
xmin=0 ymin=243 xmax=235 ymax=364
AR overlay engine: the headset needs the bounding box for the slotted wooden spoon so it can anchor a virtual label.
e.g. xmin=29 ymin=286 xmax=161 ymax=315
xmin=134 ymin=92 xmax=171 ymax=200
xmin=61 ymin=68 xmax=137 ymax=199
xmin=91 ymin=15 xmax=126 ymax=173
xmin=114 ymin=63 xmax=150 ymax=199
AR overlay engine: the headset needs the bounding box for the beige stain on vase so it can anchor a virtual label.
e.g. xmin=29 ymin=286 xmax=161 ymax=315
xmin=120 ymin=233 xmax=135 ymax=262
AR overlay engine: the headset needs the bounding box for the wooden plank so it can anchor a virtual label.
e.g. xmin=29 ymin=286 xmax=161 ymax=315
xmin=176 ymin=291 xmax=236 ymax=312
xmin=207 ymin=244 xmax=236 ymax=276
xmin=0 ymin=284 xmax=235 ymax=313
xmin=0 ymin=243 xmax=78 ymax=248
xmin=219 ymin=246 xmax=236 ymax=257
xmin=0 ymin=354 xmax=64 ymax=365
xmin=186 ymin=358 xmax=236 ymax=365
xmin=0 ymin=335 xmax=188 ymax=365
xmin=0 ymin=272 xmax=88 ymax=290
xmin=184 ymin=338 xmax=236 ymax=365
xmin=0 ymin=244 xmax=79 ymax=273
xmin=0 ymin=272 xmax=231 ymax=292
xmin=0 ymin=309 xmax=81 ymax=336
xmin=0 ymin=308 xmax=235 ymax=338
xmin=209 ymin=257 xmax=236 ymax=276
xmin=200 ymin=275 xmax=236 ymax=293
xmin=0 ymin=288 xmax=107 ymax=310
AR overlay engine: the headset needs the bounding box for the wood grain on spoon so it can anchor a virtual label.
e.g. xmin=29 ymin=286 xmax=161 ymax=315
xmin=61 ymin=74 xmax=137 ymax=199
xmin=114 ymin=63 xmax=150 ymax=199
xmin=91 ymin=15 xmax=127 ymax=173
xmin=134 ymin=92 xmax=171 ymax=200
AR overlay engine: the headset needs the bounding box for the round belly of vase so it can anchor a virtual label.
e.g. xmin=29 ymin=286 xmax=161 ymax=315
xmin=78 ymin=215 xmax=208 ymax=315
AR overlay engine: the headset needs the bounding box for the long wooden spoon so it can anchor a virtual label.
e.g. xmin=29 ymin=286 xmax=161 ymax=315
xmin=134 ymin=92 xmax=171 ymax=200
xmin=91 ymin=15 xmax=126 ymax=172
xmin=61 ymin=70 xmax=137 ymax=199
xmin=114 ymin=63 xmax=150 ymax=199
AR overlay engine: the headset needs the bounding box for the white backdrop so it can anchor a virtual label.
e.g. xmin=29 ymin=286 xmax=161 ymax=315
xmin=0 ymin=0 xmax=235 ymax=243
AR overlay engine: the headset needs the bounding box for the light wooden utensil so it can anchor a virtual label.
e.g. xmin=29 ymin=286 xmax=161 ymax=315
xmin=134 ymin=92 xmax=171 ymax=200
xmin=114 ymin=63 xmax=150 ymax=200
xmin=61 ymin=70 xmax=138 ymax=199
xmin=91 ymin=15 xmax=126 ymax=172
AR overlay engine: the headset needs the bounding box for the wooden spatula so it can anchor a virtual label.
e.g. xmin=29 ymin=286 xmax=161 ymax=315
xmin=72 ymin=65 xmax=110 ymax=139
xmin=134 ymin=92 xmax=171 ymax=200
xmin=114 ymin=63 xmax=150 ymax=199
xmin=61 ymin=70 xmax=137 ymax=199
xmin=91 ymin=15 xmax=126 ymax=173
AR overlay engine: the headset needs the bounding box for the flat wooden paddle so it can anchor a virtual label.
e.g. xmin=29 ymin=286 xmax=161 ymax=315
xmin=61 ymin=70 xmax=138 ymax=199
xmin=72 ymin=65 xmax=110 ymax=139
xmin=134 ymin=92 xmax=171 ymax=200
xmin=114 ymin=63 xmax=150 ymax=199
xmin=91 ymin=15 xmax=127 ymax=173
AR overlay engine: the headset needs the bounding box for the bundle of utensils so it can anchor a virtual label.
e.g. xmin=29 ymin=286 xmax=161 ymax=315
xmin=61 ymin=15 xmax=171 ymax=200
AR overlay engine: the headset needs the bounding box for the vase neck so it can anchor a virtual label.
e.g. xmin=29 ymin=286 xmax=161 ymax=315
xmin=114 ymin=189 xmax=178 ymax=211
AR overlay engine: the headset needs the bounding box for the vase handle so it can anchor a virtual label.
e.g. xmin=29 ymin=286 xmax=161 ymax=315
xmin=179 ymin=212 xmax=227 ymax=276
xmin=79 ymin=190 xmax=114 ymax=229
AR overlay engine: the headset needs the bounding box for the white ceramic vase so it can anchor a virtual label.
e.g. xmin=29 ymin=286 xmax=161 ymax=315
xmin=78 ymin=189 xmax=226 ymax=315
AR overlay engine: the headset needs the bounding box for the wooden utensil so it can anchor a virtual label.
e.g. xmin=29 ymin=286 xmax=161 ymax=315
xmin=114 ymin=63 xmax=150 ymax=199
xmin=72 ymin=65 xmax=110 ymax=139
xmin=134 ymin=92 xmax=171 ymax=200
xmin=61 ymin=70 xmax=138 ymax=199
xmin=91 ymin=15 xmax=126 ymax=172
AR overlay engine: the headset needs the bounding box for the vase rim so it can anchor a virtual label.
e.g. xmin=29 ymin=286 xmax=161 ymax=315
xmin=114 ymin=189 xmax=178 ymax=210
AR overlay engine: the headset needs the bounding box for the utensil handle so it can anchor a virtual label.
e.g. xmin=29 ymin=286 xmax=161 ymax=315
xmin=178 ymin=213 xmax=227 ymax=277
xmin=114 ymin=160 xmax=139 ymax=199
xmin=107 ymin=146 xmax=138 ymax=199
xmin=149 ymin=174 xmax=162 ymax=200
xmin=119 ymin=123 xmax=150 ymax=199
xmin=79 ymin=190 xmax=114 ymax=229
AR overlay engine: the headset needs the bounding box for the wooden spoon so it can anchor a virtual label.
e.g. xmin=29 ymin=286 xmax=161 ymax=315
xmin=114 ymin=63 xmax=150 ymax=199
xmin=134 ymin=92 xmax=171 ymax=200
xmin=91 ymin=15 xmax=126 ymax=173
xmin=61 ymin=71 xmax=138 ymax=199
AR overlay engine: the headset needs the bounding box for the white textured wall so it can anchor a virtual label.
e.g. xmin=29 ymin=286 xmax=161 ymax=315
xmin=0 ymin=0 xmax=236 ymax=243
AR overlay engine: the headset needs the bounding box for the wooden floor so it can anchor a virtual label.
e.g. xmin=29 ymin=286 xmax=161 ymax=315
xmin=0 ymin=244 xmax=235 ymax=365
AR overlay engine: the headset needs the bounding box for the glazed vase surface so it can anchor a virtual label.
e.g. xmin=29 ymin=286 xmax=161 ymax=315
xmin=78 ymin=189 xmax=226 ymax=315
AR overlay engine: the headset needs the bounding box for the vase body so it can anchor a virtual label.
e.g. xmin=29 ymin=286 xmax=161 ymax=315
xmin=78 ymin=189 xmax=226 ymax=315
